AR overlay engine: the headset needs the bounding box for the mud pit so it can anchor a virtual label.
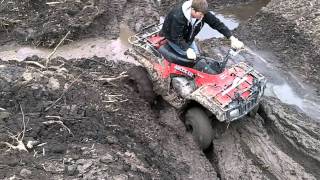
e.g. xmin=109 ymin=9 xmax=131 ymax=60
xmin=1 ymin=0 xmax=320 ymax=179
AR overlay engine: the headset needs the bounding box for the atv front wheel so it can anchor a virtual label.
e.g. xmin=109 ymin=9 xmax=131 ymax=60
xmin=185 ymin=107 xmax=214 ymax=150
xmin=127 ymin=66 xmax=155 ymax=103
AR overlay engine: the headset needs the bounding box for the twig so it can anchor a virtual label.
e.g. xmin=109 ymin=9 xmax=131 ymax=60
xmin=45 ymin=73 xmax=83 ymax=111
xmin=42 ymin=120 xmax=73 ymax=135
xmin=46 ymin=2 xmax=62 ymax=5
xmin=97 ymin=71 xmax=128 ymax=82
xmin=46 ymin=31 xmax=70 ymax=66
xmin=45 ymin=115 xmax=61 ymax=120
xmin=23 ymin=61 xmax=46 ymax=69
xmin=19 ymin=104 xmax=26 ymax=140
xmin=0 ymin=104 xmax=28 ymax=152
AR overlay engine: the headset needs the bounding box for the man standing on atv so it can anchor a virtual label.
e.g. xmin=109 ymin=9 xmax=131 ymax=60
xmin=160 ymin=0 xmax=244 ymax=60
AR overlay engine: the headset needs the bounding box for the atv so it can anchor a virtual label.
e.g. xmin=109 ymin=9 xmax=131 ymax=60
xmin=127 ymin=24 xmax=266 ymax=150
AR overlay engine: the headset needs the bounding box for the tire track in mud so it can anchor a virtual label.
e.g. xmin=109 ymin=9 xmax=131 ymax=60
xmin=259 ymin=97 xmax=320 ymax=179
xmin=201 ymin=97 xmax=320 ymax=180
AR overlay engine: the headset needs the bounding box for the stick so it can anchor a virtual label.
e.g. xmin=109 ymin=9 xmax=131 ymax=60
xmin=97 ymin=71 xmax=128 ymax=82
xmin=46 ymin=2 xmax=62 ymax=5
xmin=19 ymin=104 xmax=26 ymax=140
xmin=42 ymin=120 xmax=73 ymax=135
xmin=46 ymin=31 xmax=70 ymax=66
xmin=23 ymin=61 xmax=46 ymax=69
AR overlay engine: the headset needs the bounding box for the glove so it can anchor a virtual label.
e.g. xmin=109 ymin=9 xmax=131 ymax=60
xmin=186 ymin=48 xmax=196 ymax=60
xmin=230 ymin=36 xmax=244 ymax=50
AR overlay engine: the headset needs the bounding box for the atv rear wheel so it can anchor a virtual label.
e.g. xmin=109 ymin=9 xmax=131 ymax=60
xmin=127 ymin=66 xmax=155 ymax=103
xmin=185 ymin=107 xmax=214 ymax=150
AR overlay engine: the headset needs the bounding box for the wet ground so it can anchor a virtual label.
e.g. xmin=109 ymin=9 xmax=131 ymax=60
xmin=1 ymin=0 xmax=320 ymax=179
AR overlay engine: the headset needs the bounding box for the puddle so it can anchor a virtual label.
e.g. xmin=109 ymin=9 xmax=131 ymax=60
xmin=236 ymin=49 xmax=320 ymax=120
xmin=196 ymin=0 xmax=270 ymax=40
xmin=266 ymin=83 xmax=320 ymax=120
xmin=0 ymin=23 xmax=137 ymax=64
xmin=215 ymin=0 xmax=271 ymax=21
xmin=196 ymin=12 xmax=239 ymax=40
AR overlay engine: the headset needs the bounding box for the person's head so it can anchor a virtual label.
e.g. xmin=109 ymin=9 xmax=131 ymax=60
xmin=191 ymin=0 xmax=208 ymax=19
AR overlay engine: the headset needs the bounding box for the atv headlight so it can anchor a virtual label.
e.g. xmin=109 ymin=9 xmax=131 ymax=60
xmin=230 ymin=109 xmax=240 ymax=117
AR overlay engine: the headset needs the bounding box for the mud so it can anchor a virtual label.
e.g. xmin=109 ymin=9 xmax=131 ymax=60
xmin=0 ymin=57 xmax=215 ymax=179
xmin=236 ymin=0 xmax=320 ymax=94
xmin=0 ymin=0 xmax=158 ymax=47
xmin=0 ymin=0 xmax=320 ymax=179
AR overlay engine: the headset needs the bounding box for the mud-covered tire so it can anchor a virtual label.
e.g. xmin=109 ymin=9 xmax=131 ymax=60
xmin=185 ymin=107 xmax=214 ymax=150
xmin=248 ymin=104 xmax=259 ymax=118
xmin=127 ymin=66 xmax=155 ymax=103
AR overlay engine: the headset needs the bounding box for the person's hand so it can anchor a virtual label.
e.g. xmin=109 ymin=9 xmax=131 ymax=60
xmin=186 ymin=48 xmax=196 ymax=59
xmin=230 ymin=36 xmax=244 ymax=50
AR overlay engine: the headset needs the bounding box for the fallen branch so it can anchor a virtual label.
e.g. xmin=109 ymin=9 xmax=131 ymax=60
xmin=46 ymin=2 xmax=63 ymax=5
xmin=23 ymin=61 xmax=46 ymax=69
xmin=0 ymin=104 xmax=28 ymax=152
xmin=97 ymin=71 xmax=128 ymax=82
xmin=46 ymin=31 xmax=70 ymax=66
xmin=42 ymin=120 xmax=73 ymax=136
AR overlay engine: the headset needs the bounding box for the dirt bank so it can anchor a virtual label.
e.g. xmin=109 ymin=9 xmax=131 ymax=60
xmin=205 ymin=96 xmax=320 ymax=180
xmin=0 ymin=57 xmax=216 ymax=179
xmin=236 ymin=0 xmax=320 ymax=94
xmin=0 ymin=0 xmax=159 ymax=47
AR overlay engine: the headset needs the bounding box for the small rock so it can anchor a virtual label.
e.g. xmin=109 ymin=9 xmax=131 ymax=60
xmin=20 ymin=168 xmax=32 ymax=178
xmin=26 ymin=140 xmax=39 ymax=149
xmin=22 ymin=72 xmax=33 ymax=81
xmin=106 ymin=136 xmax=119 ymax=144
xmin=65 ymin=164 xmax=78 ymax=176
xmin=0 ymin=110 xmax=10 ymax=121
xmin=6 ymin=159 xmax=19 ymax=167
xmin=48 ymin=77 xmax=60 ymax=91
xmin=113 ymin=174 xmax=128 ymax=180
xmin=50 ymin=143 xmax=67 ymax=154
xmin=77 ymin=159 xmax=93 ymax=174
xmin=100 ymin=153 xmax=114 ymax=164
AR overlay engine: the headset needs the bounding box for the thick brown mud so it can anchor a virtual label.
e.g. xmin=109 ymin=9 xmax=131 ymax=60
xmin=1 ymin=0 xmax=320 ymax=179
xmin=0 ymin=57 xmax=216 ymax=179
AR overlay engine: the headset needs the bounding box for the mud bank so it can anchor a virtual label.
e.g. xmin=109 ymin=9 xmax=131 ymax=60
xmin=0 ymin=57 xmax=216 ymax=179
xmin=237 ymin=0 xmax=320 ymax=94
xmin=0 ymin=0 xmax=158 ymax=47
xmin=205 ymin=96 xmax=320 ymax=180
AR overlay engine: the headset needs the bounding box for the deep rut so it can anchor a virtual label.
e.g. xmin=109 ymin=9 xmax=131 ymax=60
xmin=200 ymin=97 xmax=320 ymax=180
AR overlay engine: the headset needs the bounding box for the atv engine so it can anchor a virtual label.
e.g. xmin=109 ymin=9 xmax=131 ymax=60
xmin=172 ymin=77 xmax=196 ymax=97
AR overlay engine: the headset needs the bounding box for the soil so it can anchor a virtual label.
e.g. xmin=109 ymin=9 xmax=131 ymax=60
xmin=0 ymin=0 xmax=320 ymax=180
xmin=0 ymin=57 xmax=215 ymax=179
xmin=236 ymin=0 xmax=320 ymax=94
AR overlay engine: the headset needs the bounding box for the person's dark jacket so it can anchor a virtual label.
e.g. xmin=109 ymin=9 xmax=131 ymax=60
xmin=160 ymin=3 xmax=232 ymax=51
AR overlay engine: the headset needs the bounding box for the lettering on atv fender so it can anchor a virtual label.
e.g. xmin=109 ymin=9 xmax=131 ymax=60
xmin=174 ymin=66 xmax=194 ymax=77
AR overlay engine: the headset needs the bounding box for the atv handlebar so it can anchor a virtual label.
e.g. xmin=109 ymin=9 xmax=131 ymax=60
xmin=195 ymin=48 xmax=244 ymax=74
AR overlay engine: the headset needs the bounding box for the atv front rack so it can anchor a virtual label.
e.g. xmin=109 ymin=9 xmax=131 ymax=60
xmin=128 ymin=23 xmax=162 ymax=46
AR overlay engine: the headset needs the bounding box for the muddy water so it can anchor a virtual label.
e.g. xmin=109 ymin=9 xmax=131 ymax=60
xmin=235 ymin=49 xmax=320 ymax=120
xmin=0 ymin=23 xmax=137 ymax=64
xmin=197 ymin=0 xmax=270 ymax=40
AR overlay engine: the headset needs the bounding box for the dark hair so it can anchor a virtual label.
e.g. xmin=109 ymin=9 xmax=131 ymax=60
xmin=191 ymin=0 xmax=208 ymax=13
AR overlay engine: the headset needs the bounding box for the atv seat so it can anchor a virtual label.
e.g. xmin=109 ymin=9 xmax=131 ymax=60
xmin=158 ymin=44 xmax=195 ymax=67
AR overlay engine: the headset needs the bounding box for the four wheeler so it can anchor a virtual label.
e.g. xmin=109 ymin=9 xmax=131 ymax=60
xmin=127 ymin=24 xmax=266 ymax=150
